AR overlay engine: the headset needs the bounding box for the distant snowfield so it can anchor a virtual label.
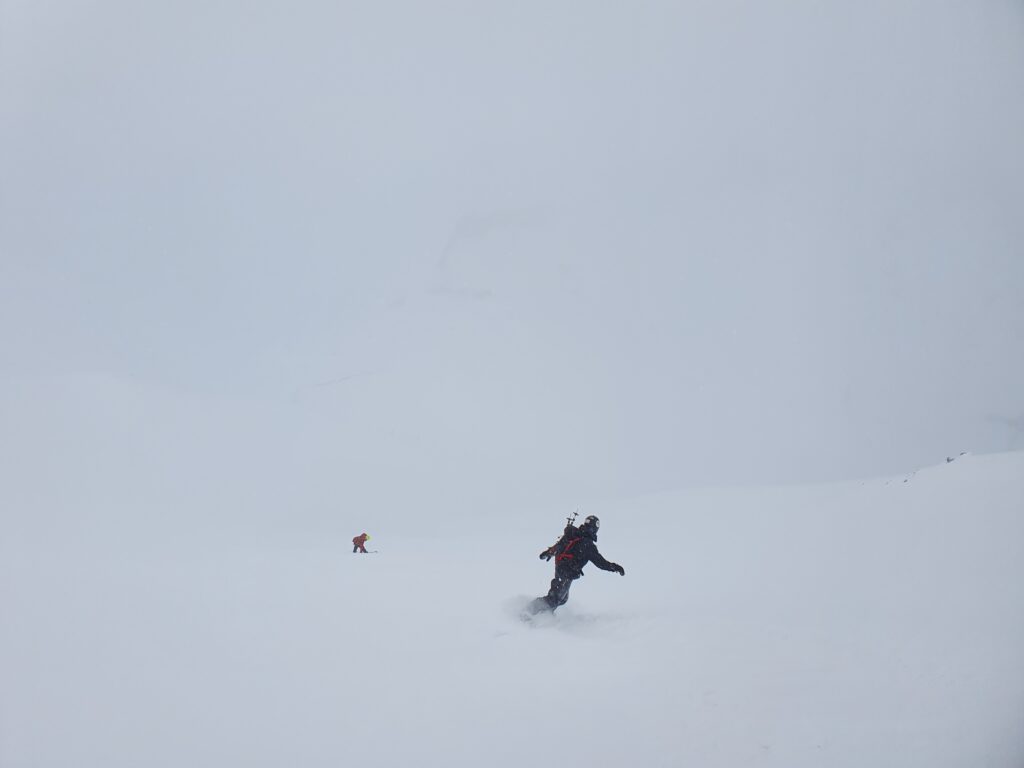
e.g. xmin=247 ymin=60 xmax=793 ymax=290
xmin=3 ymin=452 xmax=1023 ymax=767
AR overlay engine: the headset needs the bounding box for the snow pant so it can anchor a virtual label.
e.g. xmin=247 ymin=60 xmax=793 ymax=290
xmin=353 ymin=545 xmax=367 ymax=553
xmin=539 ymin=569 xmax=579 ymax=611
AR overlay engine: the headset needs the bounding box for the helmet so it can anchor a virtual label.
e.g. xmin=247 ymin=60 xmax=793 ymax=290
xmin=583 ymin=515 xmax=600 ymax=530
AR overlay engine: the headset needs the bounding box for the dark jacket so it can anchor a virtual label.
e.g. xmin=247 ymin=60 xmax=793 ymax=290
xmin=543 ymin=524 xmax=620 ymax=579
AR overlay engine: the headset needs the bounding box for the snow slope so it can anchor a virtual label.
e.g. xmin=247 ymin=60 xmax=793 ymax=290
xmin=2 ymin=451 xmax=1023 ymax=767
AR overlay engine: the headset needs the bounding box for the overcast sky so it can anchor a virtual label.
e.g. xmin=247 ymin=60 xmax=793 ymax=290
xmin=2 ymin=1 xmax=1023 ymax=533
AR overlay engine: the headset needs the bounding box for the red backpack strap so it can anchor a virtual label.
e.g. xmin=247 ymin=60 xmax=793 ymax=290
xmin=555 ymin=538 xmax=581 ymax=563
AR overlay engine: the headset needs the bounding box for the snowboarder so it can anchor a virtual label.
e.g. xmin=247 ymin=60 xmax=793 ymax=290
xmin=529 ymin=515 xmax=624 ymax=614
xmin=352 ymin=533 xmax=370 ymax=553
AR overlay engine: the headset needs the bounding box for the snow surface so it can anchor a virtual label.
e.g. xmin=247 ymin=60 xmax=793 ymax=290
xmin=3 ymin=451 xmax=1023 ymax=767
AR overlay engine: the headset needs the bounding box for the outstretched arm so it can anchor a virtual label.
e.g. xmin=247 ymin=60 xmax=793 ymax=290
xmin=588 ymin=547 xmax=625 ymax=575
xmin=539 ymin=534 xmax=563 ymax=560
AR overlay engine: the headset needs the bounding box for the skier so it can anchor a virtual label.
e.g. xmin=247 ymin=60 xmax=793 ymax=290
xmin=352 ymin=533 xmax=370 ymax=553
xmin=529 ymin=515 xmax=624 ymax=614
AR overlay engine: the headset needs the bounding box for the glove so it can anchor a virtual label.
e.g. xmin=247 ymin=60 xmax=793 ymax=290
xmin=613 ymin=564 xmax=625 ymax=576
xmin=539 ymin=550 xmax=552 ymax=561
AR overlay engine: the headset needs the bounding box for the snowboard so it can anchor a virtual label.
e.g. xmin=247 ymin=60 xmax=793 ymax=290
xmin=521 ymin=597 xmax=554 ymax=620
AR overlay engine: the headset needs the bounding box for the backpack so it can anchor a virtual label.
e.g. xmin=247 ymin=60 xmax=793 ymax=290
xmin=549 ymin=525 xmax=584 ymax=565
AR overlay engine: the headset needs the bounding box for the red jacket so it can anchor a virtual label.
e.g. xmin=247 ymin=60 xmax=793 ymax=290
xmin=353 ymin=534 xmax=369 ymax=547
